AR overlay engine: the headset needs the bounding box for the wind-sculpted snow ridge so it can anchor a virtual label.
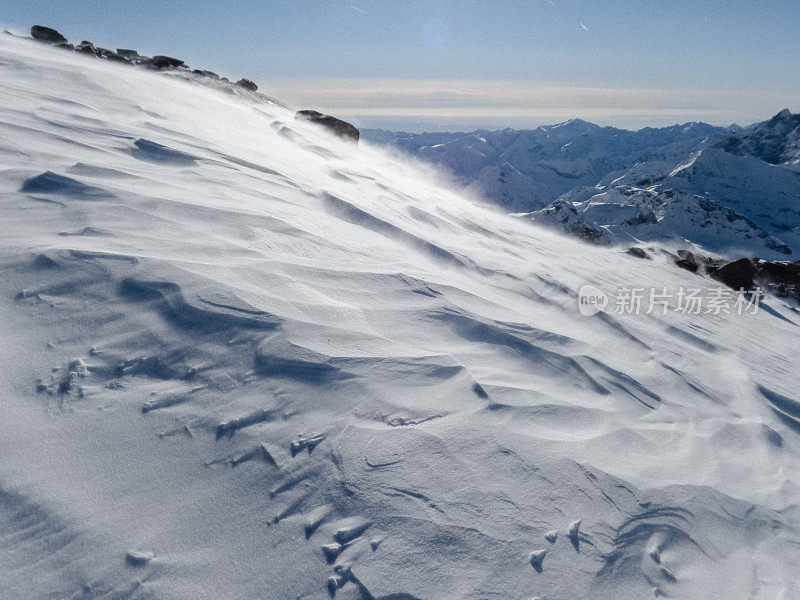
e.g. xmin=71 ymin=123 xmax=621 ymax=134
xmin=2 ymin=32 xmax=800 ymax=600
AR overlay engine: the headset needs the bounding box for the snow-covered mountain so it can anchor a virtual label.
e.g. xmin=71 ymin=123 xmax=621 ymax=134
xmin=539 ymin=118 xmax=800 ymax=259
xmin=363 ymin=121 xmax=726 ymax=212
xmin=715 ymin=108 xmax=800 ymax=167
xmin=367 ymin=113 xmax=800 ymax=260
xmin=3 ymin=30 xmax=800 ymax=600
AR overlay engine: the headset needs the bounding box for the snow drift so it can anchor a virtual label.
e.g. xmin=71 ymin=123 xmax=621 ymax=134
xmin=1 ymin=31 xmax=800 ymax=600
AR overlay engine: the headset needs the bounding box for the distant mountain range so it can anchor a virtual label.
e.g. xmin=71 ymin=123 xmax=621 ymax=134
xmin=364 ymin=111 xmax=800 ymax=259
xmin=362 ymin=120 xmax=729 ymax=211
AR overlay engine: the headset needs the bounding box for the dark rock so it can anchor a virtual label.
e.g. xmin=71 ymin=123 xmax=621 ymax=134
xmin=193 ymin=69 xmax=219 ymax=79
xmin=753 ymin=259 xmax=800 ymax=299
xmin=630 ymin=245 xmax=798 ymax=299
xmin=674 ymin=258 xmax=698 ymax=272
xmin=295 ymin=110 xmax=360 ymax=143
xmin=106 ymin=52 xmax=131 ymax=63
xmin=76 ymin=41 xmax=98 ymax=55
xmin=624 ymin=208 xmax=658 ymax=225
xmin=710 ymin=258 xmax=755 ymax=291
xmin=626 ymin=247 xmax=651 ymax=260
xmin=116 ymin=49 xmax=139 ymax=59
xmin=55 ymin=42 xmax=74 ymax=50
xmin=674 ymin=250 xmax=715 ymax=273
xmin=236 ymin=78 xmax=258 ymax=92
xmin=146 ymin=55 xmax=185 ymax=69
xmin=662 ymin=249 xmax=727 ymax=276
xmin=31 ymin=26 xmax=67 ymax=44
xmin=95 ymin=47 xmax=130 ymax=63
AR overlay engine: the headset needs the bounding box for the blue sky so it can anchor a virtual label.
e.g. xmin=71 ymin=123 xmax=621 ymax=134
xmin=5 ymin=1 xmax=799 ymax=131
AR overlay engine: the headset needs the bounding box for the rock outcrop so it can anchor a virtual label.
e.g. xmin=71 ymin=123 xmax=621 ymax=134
xmin=31 ymin=26 xmax=67 ymax=44
xmin=709 ymin=258 xmax=755 ymax=291
xmin=515 ymin=199 xmax=612 ymax=245
xmin=295 ymin=110 xmax=360 ymax=143
xmin=146 ymin=55 xmax=185 ymax=69
xmin=627 ymin=246 xmax=800 ymax=298
xmin=24 ymin=25 xmax=283 ymax=109
xmin=116 ymin=49 xmax=140 ymax=60
xmin=75 ymin=40 xmax=97 ymax=55
xmin=236 ymin=78 xmax=258 ymax=92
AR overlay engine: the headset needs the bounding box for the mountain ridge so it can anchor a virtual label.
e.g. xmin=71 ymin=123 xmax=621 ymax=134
xmin=365 ymin=110 xmax=800 ymax=259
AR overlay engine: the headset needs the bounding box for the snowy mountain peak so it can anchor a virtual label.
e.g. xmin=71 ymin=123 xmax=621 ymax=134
xmin=773 ymin=108 xmax=793 ymax=121
xmin=363 ymin=120 xmax=727 ymax=213
xmin=715 ymin=108 xmax=800 ymax=165
xmin=368 ymin=109 xmax=800 ymax=260
xmin=547 ymin=117 xmax=599 ymax=131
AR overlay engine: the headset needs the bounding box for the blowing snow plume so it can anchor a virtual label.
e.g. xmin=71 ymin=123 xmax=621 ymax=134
xmin=1 ymin=28 xmax=800 ymax=600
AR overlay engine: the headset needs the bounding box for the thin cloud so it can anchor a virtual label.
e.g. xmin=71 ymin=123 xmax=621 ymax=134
xmin=264 ymin=78 xmax=796 ymax=130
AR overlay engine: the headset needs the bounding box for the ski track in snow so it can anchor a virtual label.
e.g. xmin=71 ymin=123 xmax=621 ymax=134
xmin=1 ymin=32 xmax=800 ymax=599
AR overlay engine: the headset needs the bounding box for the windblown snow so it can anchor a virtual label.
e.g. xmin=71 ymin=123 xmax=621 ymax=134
xmin=1 ymin=32 xmax=800 ymax=600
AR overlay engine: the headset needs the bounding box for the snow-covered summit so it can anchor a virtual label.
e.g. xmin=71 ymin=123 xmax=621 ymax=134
xmin=715 ymin=108 xmax=800 ymax=166
xmin=514 ymin=110 xmax=800 ymax=259
xmin=2 ymin=31 xmax=800 ymax=600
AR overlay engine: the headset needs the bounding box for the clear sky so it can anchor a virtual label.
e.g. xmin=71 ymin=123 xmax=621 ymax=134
xmin=4 ymin=1 xmax=799 ymax=131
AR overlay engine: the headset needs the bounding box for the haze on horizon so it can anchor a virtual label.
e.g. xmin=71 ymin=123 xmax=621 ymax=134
xmin=5 ymin=0 xmax=799 ymax=132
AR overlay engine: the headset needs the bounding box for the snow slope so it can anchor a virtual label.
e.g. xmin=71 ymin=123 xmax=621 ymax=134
xmin=2 ymin=31 xmax=800 ymax=600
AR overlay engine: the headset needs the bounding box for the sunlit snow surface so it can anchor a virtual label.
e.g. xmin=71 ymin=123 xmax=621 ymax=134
xmin=1 ymin=32 xmax=799 ymax=599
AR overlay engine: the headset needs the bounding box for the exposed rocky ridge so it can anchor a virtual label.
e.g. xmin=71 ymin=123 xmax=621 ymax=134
xmin=627 ymin=246 xmax=800 ymax=300
xmin=294 ymin=110 xmax=360 ymax=143
xmin=26 ymin=25 xmax=360 ymax=144
xmin=30 ymin=25 xmax=67 ymax=45
xmin=513 ymin=199 xmax=613 ymax=245
xmin=26 ymin=25 xmax=280 ymax=103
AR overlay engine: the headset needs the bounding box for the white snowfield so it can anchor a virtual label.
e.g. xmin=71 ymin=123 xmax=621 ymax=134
xmin=2 ymin=32 xmax=800 ymax=600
